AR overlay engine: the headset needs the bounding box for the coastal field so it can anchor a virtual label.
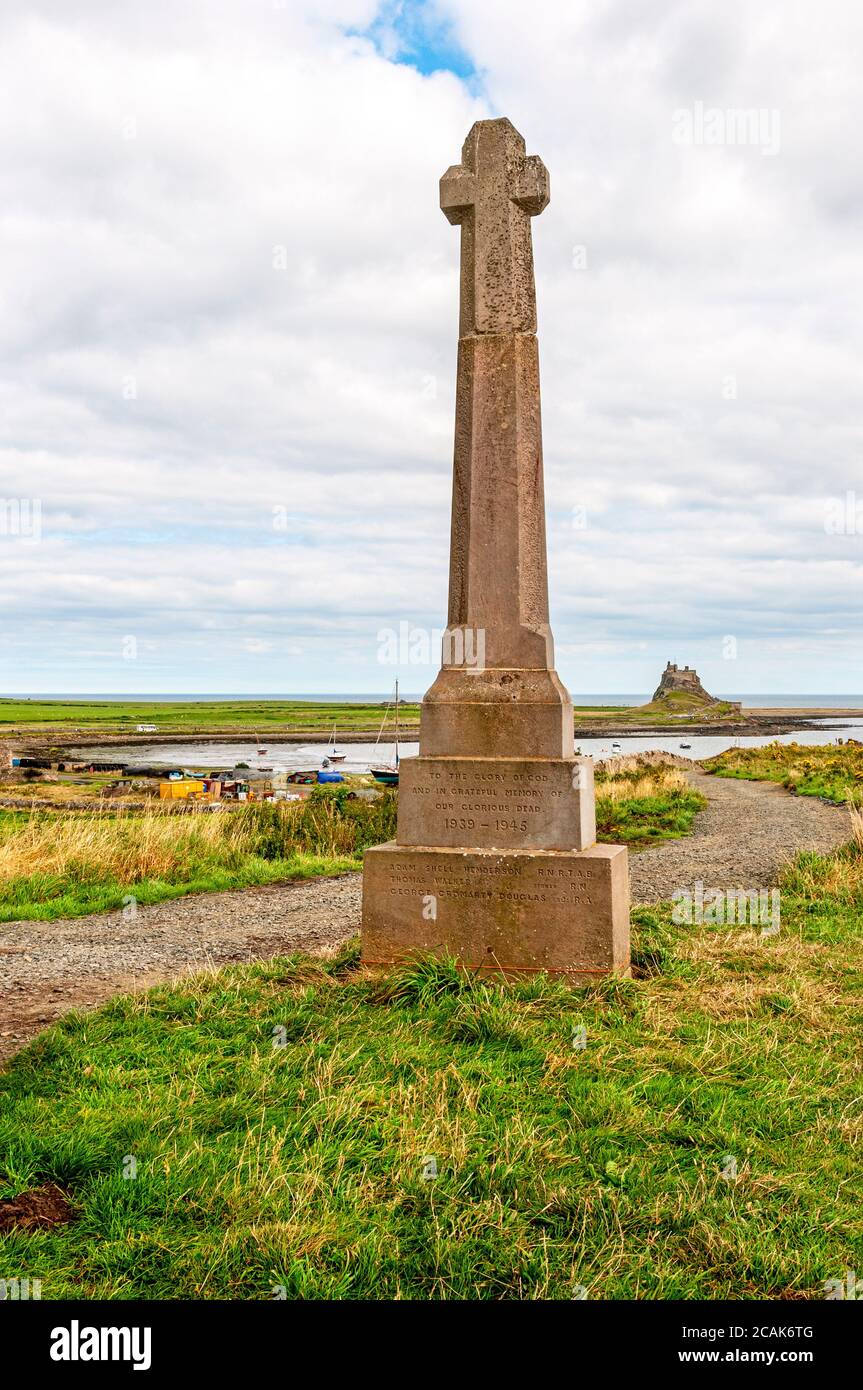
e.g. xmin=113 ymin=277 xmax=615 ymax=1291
xmin=0 ymin=762 xmax=704 ymax=922
xmin=705 ymin=742 xmax=863 ymax=808
xmin=2 ymin=813 xmax=861 ymax=1299
xmin=0 ymin=697 xmax=420 ymax=739
xmin=1 ymin=694 xmax=836 ymax=743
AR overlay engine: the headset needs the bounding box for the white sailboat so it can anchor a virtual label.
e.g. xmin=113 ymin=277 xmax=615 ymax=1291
xmin=370 ymin=681 xmax=400 ymax=785
xmin=326 ymin=722 xmax=346 ymax=763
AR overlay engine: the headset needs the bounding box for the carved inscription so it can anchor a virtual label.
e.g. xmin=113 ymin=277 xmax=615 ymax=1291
xmin=397 ymin=758 xmax=594 ymax=850
xmin=414 ymin=768 xmax=553 ymax=832
xmin=385 ymin=857 xmax=600 ymax=908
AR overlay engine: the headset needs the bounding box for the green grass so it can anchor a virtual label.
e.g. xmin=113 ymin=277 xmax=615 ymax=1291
xmin=0 ymin=770 xmax=704 ymax=922
xmin=596 ymin=789 xmax=705 ymax=849
xmin=2 ymin=834 xmax=862 ymax=1298
xmin=2 ymin=696 xmax=636 ymax=732
xmin=572 ymin=693 xmax=741 ymax=724
xmin=626 ymin=694 xmax=741 ymax=721
xmin=0 ymin=693 xmax=761 ymax=739
xmin=0 ymin=790 xmax=398 ymax=923
xmin=0 ymin=696 xmax=420 ymax=736
xmin=705 ymin=741 xmax=863 ymax=807
xmin=0 ymin=856 xmax=359 ymax=922
xmin=0 ymin=809 xmax=39 ymax=835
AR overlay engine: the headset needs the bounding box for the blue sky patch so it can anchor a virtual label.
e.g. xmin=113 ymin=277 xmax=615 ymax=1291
xmin=349 ymin=1 xmax=478 ymax=82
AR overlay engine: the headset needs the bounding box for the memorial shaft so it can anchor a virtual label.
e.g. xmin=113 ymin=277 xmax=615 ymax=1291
xmin=421 ymin=118 xmax=574 ymax=759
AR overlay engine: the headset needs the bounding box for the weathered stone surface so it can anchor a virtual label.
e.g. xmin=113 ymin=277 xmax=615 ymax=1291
xmin=440 ymin=117 xmax=548 ymax=337
xmin=440 ymin=332 xmax=551 ymax=673
xmin=362 ymin=843 xmax=630 ymax=981
xmin=361 ymin=116 xmax=630 ymax=981
xmin=420 ymin=667 xmax=575 ymax=760
xmin=429 ymin=135 xmax=573 ymax=761
xmin=396 ymin=756 xmax=596 ymax=852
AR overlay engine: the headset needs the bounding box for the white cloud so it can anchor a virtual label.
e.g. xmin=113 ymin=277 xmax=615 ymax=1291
xmin=1 ymin=0 xmax=862 ymax=694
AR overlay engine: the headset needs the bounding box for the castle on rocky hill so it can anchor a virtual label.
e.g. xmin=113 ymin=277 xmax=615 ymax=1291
xmin=652 ymin=662 xmax=741 ymax=711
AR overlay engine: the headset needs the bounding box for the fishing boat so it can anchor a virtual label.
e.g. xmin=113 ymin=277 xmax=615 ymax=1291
xmin=325 ymin=723 xmax=346 ymax=763
xmin=611 ymin=741 xmax=622 ymax=752
xmin=371 ymin=766 xmax=399 ymax=786
xmin=254 ymin=731 xmax=268 ymax=755
xmin=370 ymin=680 xmax=401 ymax=785
xmin=680 ymin=741 xmax=692 ymax=749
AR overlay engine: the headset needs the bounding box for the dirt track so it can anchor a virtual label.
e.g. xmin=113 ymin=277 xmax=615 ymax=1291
xmin=0 ymin=772 xmax=852 ymax=1065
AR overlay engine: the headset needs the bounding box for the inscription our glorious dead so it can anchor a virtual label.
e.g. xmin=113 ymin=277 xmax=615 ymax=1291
xmin=406 ymin=768 xmax=564 ymax=827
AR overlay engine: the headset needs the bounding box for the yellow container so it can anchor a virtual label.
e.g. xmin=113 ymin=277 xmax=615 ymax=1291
xmin=159 ymin=779 xmax=205 ymax=800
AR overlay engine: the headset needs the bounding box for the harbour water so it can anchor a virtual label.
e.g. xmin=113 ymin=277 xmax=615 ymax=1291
xmin=73 ymin=718 xmax=863 ymax=775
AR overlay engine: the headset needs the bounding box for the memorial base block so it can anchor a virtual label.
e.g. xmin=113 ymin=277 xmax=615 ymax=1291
xmin=362 ymin=842 xmax=630 ymax=981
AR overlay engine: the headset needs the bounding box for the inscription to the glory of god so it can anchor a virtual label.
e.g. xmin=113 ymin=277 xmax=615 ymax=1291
xmin=397 ymin=758 xmax=595 ymax=851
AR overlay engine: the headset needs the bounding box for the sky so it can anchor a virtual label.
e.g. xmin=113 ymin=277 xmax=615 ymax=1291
xmin=1 ymin=0 xmax=862 ymax=697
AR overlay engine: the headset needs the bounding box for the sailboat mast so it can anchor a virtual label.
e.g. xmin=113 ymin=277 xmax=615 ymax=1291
xmin=394 ymin=679 xmax=399 ymax=767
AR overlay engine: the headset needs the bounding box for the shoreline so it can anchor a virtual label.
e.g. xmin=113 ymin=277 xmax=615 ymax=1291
xmin=7 ymin=708 xmax=861 ymax=758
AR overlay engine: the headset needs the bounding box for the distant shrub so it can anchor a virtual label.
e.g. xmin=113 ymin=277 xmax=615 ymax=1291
xmin=242 ymin=789 xmax=397 ymax=861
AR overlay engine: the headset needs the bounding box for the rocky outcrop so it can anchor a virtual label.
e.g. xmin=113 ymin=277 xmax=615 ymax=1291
xmin=652 ymin=662 xmax=741 ymax=711
xmin=653 ymin=662 xmax=712 ymax=701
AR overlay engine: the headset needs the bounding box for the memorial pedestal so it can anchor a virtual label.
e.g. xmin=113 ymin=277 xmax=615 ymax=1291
xmin=362 ymin=842 xmax=630 ymax=981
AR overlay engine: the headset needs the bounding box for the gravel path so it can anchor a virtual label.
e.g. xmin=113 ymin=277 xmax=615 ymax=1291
xmin=629 ymin=769 xmax=852 ymax=901
xmin=0 ymin=876 xmax=363 ymax=1065
xmin=0 ymin=772 xmax=852 ymax=1064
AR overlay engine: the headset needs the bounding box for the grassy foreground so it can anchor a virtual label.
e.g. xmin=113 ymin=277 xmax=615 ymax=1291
xmin=705 ymin=741 xmax=863 ymax=807
xmin=1 ymin=819 xmax=862 ymax=1299
xmin=0 ymin=763 xmax=703 ymax=922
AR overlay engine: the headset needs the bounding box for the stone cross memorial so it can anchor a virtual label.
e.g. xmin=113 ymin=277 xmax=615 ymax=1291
xmin=362 ymin=118 xmax=630 ymax=980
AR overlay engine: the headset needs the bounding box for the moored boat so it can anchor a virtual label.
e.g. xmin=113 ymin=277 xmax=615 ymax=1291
xmin=370 ymin=681 xmax=401 ymax=786
xmin=326 ymin=723 xmax=347 ymax=762
xmin=370 ymin=767 xmax=399 ymax=785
